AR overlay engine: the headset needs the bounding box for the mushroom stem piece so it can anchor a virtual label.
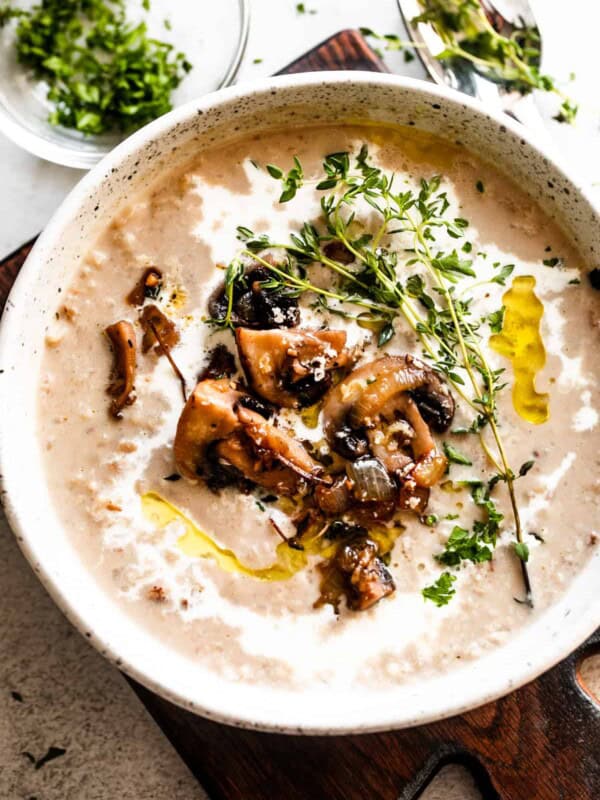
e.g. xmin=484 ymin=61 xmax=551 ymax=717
xmin=105 ymin=321 xmax=137 ymax=418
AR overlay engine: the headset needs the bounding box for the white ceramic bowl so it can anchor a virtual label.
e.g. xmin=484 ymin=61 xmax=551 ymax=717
xmin=1 ymin=73 xmax=599 ymax=734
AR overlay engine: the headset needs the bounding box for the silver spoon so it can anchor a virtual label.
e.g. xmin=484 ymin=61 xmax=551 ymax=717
xmin=396 ymin=0 xmax=555 ymax=149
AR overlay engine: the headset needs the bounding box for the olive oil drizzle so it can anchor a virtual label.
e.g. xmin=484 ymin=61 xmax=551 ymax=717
xmin=141 ymin=491 xmax=312 ymax=581
xmin=141 ymin=491 xmax=404 ymax=585
xmin=490 ymin=275 xmax=549 ymax=425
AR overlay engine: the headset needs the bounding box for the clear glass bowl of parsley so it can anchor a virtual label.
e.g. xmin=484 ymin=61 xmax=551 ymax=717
xmin=0 ymin=0 xmax=249 ymax=167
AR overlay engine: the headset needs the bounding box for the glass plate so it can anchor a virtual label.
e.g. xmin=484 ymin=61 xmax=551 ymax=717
xmin=0 ymin=0 xmax=250 ymax=168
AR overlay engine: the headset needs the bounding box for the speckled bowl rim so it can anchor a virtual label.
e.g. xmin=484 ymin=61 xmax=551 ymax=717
xmin=1 ymin=72 xmax=599 ymax=735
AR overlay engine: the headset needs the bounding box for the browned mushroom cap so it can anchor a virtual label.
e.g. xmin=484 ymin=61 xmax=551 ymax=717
xmin=349 ymin=355 xmax=454 ymax=428
xmin=235 ymin=328 xmax=353 ymax=408
xmin=173 ymin=379 xmax=325 ymax=492
xmin=322 ymin=355 xmax=452 ymax=488
xmin=174 ymin=379 xmax=242 ymax=481
xmin=105 ymin=321 xmax=137 ymax=418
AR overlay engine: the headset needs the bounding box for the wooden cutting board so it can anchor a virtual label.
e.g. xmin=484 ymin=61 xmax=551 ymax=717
xmin=1 ymin=29 xmax=599 ymax=800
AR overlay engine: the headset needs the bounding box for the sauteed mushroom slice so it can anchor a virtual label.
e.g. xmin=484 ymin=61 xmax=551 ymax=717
xmin=105 ymin=320 xmax=137 ymax=418
xmin=214 ymin=432 xmax=307 ymax=495
xmin=174 ymin=379 xmax=242 ymax=481
xmin=236 ymin=328 xmax=353 ymax=407
xmin=174 ymin=380 xmax=324 ymax=492
xmin=323 ymin=356 xmax=451 ymax=474
xmin=348 ymin=355 xmax=452 ymax=429
xmin=236 ymin=406 xmax=326 ymax=485
xmin=140 ymin=304 xmax=179 ymax=353
xmin=317 ymin=537 xmax=395 ymax=612
xmin=127 ymin=267 xmax=162 ymax=306
xmin=338 ymin=538 xmax=395 ymax=611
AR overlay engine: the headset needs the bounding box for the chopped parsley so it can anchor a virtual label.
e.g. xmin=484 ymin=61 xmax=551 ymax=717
xmin=0 ymin=0 xmax=192 ymax=135
xmin=422 ymin=572 xmax=456 ymax=606
xmin=475 ymin=180 xmax=484 ymax=193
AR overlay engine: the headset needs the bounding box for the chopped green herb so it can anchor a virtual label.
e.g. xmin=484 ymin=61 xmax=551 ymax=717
xmin=491 ymin=263 xmax=515 ymax=286
xmin=424 ymin=514 xmax=439 ymax=527
xmin=443 ymin=442 xmax=473 ymax=466
xmin=487 ymin=306 xmax=505 ymax=334
xmin=568 ymin=278 xmax=581 ymax=285
xmin=267 ymin=157 xmax=304 ymax=202
xmin=513 ymin=541 xmax=530 ymax=562
xmin=475 ymin=180 xmax=484 ymax=193
xmin=253 ymin=57 xmax=263 ymax=64
xmin=0 ymin=0 xmax=192 ymax=135
xmin=422 ymin=571 xmax=456 ymax=606
xmin=255 ymin=499 xmax=266 ymax=512
xmin=554 ymin=98 xmax=578 ymax=125
xmin=543 ymin=257 xmax=562 ymax=267
xmin=412 ymin=0 xmax=578 ymax=124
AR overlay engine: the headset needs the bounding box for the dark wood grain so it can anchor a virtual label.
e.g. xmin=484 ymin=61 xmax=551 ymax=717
xmin=130 ymin=629 xmax=600 ymax=800
xmin=2 ymin=28 xmax=599 ymax=800
xmin=275 ymin=28 xmax=388 ymax=75
xmin=0 ymin=237 xmax=34 ymax=313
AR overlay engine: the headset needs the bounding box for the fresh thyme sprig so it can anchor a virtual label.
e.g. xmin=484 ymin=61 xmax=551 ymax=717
xmin=220 ymin=145 xmax=535 ymax=605
xmin=362 ymin=1 xmax=577 ymax=124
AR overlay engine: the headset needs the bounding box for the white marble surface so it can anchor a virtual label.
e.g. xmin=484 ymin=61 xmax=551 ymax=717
xmin=1 ymin=1 xmax=599 ymax=798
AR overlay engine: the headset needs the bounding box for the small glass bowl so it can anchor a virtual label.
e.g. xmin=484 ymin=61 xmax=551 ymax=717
xmin=0 ymin=0 xmax=249 ymax=169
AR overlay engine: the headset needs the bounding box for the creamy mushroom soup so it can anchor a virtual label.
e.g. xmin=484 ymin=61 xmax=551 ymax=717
xmin=38 ymin=125 xmax=599 ymax=687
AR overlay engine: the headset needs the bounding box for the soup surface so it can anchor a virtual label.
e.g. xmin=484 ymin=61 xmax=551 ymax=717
xmin=38 ymin=124 xmax=600 ymax=689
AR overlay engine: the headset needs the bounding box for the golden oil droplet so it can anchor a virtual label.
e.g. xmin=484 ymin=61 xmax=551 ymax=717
xmin=489 ymin=275 xmax=549 ymax=424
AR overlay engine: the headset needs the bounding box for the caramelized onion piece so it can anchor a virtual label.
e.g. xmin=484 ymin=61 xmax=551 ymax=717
xmin=236 ymin=327 xmax=353 ymax=407
xmin=105 ymin=320 xmax=137 ymax=418
xmin=346 ymin=457 xmax=396 ymax=504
